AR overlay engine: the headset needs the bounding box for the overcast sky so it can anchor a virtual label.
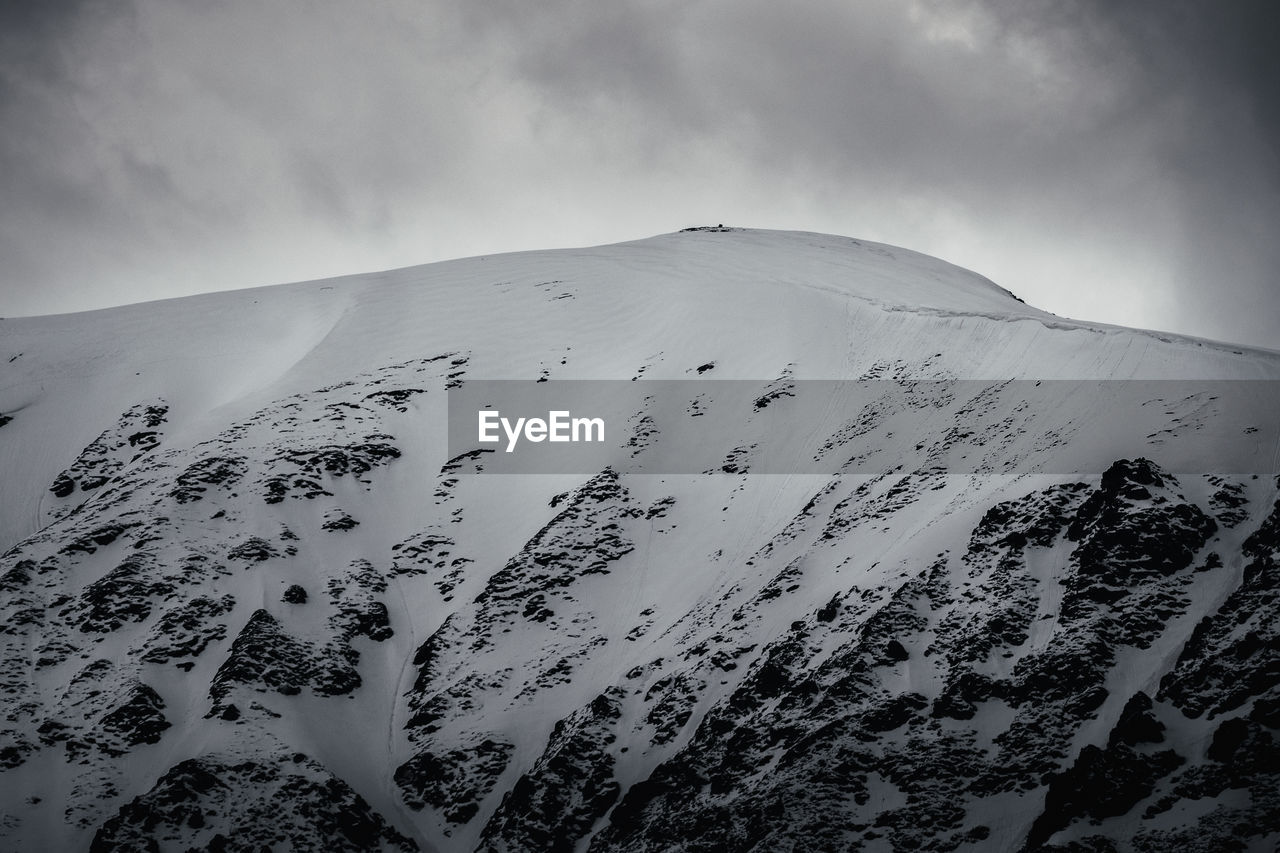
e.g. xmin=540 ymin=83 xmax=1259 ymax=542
xmin=2 ymin=0 xmax=1278 ymax=348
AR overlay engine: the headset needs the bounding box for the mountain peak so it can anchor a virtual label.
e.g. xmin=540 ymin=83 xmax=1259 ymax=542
xmin=1 ymin=230 xmax=1278 ymax=851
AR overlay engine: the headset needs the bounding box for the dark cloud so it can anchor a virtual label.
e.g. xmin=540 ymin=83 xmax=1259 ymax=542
xmin=466 ymin=0 xmax=1280 ymax=347
xmin=0 ymin=1 xmax=1276 ymax=349
xmin=0 ymin=0 xmax=131 ymax=310
xmin=0 ymin=0 xmax=94 ymax=84
xmin=1000 ymin=0 xmax=1280 ymax=154
xmin=963 ymin=0 xmax=1280 ymax=346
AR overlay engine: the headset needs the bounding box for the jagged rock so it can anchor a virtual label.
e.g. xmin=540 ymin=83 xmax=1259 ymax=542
xmin=63 ymin=555 xmax=174 ymax=633
xmin=227 ymin=536 xmax=278 ymax=562
xmin=90 ymin=753 xmax=417 ymax=852
xmin=1158 ymin=493 xmax=1280 ymax=719
xmin=98 ymin=684 xmax=171 ymax=752
xmin=322 ymin=510 xmax=360 ymax=531
xmin=208 ymin=610 xmax=362 ymax=713
xmin=1028 ymin=739 xmax=1184 ymax=847
xmin=139 ymin=595 xmax=235 ymax=664
xmin=1109 ymin=692 xmax=1165 ymax=748
xmin=171 ymin=455 xmax=247 ymax=503
xmin=480 ymin=690 xmax=624 ymax=851
xmin=260 ymin=439 xmax=400 ymax=503
xmin=45 ymin=402 xmax=169 ymax=517
xmin=394 ymin=737 xmax=513 ymax=823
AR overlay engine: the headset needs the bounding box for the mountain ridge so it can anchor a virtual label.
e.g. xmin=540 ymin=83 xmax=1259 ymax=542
xmin=1 ymin=228 xmax=1277 ymax=851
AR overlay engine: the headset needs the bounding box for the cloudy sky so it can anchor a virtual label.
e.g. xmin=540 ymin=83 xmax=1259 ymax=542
xmin=2 ymin=0 xmax=1278 ymax=348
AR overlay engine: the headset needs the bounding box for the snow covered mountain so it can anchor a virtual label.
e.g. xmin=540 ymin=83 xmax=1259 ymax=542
xmin=1 ymin=227 xmax=1277 ymax=852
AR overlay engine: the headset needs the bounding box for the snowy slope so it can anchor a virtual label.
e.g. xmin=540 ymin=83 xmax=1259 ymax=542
xmin=0 ymin=227 xmax=1278 ymax=852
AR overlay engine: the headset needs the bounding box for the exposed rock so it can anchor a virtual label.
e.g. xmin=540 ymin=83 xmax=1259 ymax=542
xmin=480 ymin=690 xmax=624 ymax=852
xmin=90 ymin=752 xmax=418 ymax=852
xmin=394 ymin=736 xmax=514 ymax=824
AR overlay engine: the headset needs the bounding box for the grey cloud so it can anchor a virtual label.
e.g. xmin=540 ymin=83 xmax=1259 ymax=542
xmin=452 ymin=0 xmax=1280 ymax=346
xmin=964 ymin=0 xmax=1280 ymax=347
xmin=0 ymin=0 xmax=97 ymax=88
xmin=0 ymin=1 xmax=479 ymax=314
xmin=0 ymin=0 xmax=1276 ymax=349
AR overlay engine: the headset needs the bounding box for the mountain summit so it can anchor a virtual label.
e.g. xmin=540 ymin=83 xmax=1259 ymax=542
xmin=1 ymin=229 xmax=1277 ymax=851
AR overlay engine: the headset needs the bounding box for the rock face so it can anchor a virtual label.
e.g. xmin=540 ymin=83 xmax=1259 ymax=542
xmin=0 ymin=229 xmax=1278 ymax=851
xmin=90 ymin=752 xmax=418 ymax=853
